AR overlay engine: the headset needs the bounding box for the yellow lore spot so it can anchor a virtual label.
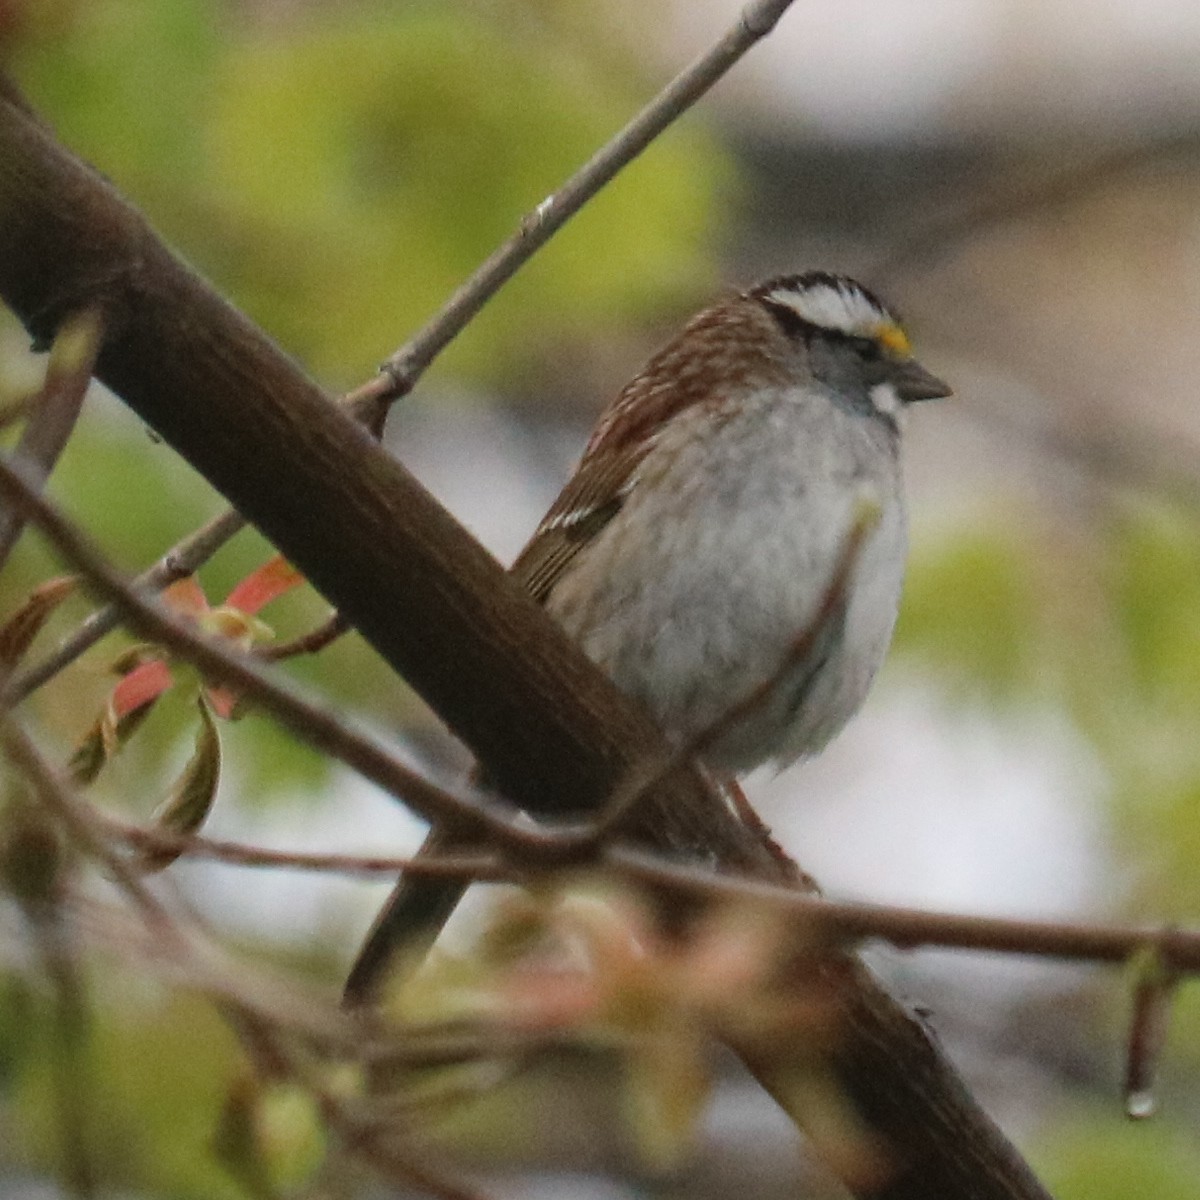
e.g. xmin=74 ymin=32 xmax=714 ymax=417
xmin=876 ymin=323 xmax=911 ymax=358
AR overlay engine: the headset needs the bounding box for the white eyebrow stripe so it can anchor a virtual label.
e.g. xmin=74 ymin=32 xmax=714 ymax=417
xmin=764 ymin=281 xmax=889 ymax=337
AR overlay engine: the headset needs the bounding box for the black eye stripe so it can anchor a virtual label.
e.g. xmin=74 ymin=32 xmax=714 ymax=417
xmin=759 ymin=298 xmax=820 ymax=340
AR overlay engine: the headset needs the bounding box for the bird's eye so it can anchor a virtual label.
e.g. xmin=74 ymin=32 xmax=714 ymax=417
xmin=851 ymin=336 xmax=883 ymax=361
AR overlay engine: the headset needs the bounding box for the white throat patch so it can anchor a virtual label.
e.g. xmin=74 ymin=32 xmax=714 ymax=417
xmin=869 ymin=382 xmax=902 ymax=419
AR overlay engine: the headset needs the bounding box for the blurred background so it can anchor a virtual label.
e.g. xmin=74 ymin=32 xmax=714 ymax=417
xmin=4 ymin=0 xmax=1200 ymax=1196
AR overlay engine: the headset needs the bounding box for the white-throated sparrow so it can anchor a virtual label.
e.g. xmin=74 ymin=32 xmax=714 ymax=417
xmin=345 ymin=270 xmax=950 ymax=1002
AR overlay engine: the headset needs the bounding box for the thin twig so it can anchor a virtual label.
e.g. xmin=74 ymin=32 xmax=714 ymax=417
xmin=67 ymin=895 xmax=372 ymax=1055
xmin=1123 ymin=949 xmax=1178 ymax=1119
xmin=67 ymin=892 xmax=536 ymax=1072
xmin=256 ymin=610 xmax=349 ymax=662
xmin=90 ymin=808 xmax=1200 ymax=980
xmin=0 ymin=453 xmax=586 ymax=855
xmin=98 ymin=815 xmax=506 ymax=880
xmin=607 ymin=847 xmax=1200 ymax=973
xmin=690 ymin=503 xmax=875 ymax=761
xmin=0 ymin=308 xmax=103 ymax=570
xmin=378 ymin=0 xmax=800 ymax=396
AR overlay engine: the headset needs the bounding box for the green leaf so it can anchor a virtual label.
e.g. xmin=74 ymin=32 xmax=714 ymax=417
xmin=139 ymin=696 xmax=222 ymax=872
xmin=0 ymin=576 xmax=77 ymax=672
xmin=68 ymin=697 xmax=157 ymax=787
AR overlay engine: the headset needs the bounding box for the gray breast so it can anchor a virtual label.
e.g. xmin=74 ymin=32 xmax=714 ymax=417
xmin=549 ymin=386 xmax=907 ymax=774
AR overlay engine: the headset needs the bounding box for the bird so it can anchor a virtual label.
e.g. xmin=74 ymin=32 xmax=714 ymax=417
xmin=344 ymin=270 xmax=951 ymax=1005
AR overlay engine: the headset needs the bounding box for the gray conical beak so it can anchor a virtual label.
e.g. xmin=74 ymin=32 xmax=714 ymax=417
xmin=893 ymin=359 xmax=953 ymax=403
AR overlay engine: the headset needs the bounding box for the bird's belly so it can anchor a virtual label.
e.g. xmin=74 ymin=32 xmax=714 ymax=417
xmin=550 ymin=454 xmax=907 ymax=774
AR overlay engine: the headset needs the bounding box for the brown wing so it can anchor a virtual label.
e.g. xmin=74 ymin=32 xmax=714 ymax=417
xmin=513 ymin=293 xmax=770 ymax=604
xmin=511 ymin=442 xmax=647 ymax=605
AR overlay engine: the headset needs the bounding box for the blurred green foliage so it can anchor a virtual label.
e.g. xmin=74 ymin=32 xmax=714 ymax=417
xmin=205 ymin=7 xmax=725 ymax=382
xmin=1035 ymin=1103 xmax=1200 ymax=1200
xmin=897 ymin=495 xmax=1200 ymax=921
xmin=896 ymin=521 xmax=1046 ymax=700
xmin=10 ymin=980 xmax=244 ymax=1198
xmin=903 ymin=497 xmax=1200 ymax=920
xmin=1102 ymin=500 xmax=1200 ymax=916
xmin=8 ymin=0 xmax=727 ymax=384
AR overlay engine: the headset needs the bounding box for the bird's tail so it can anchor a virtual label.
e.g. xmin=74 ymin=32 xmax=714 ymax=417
xmin=342 ymin=826 xmax=467 ymax=1008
